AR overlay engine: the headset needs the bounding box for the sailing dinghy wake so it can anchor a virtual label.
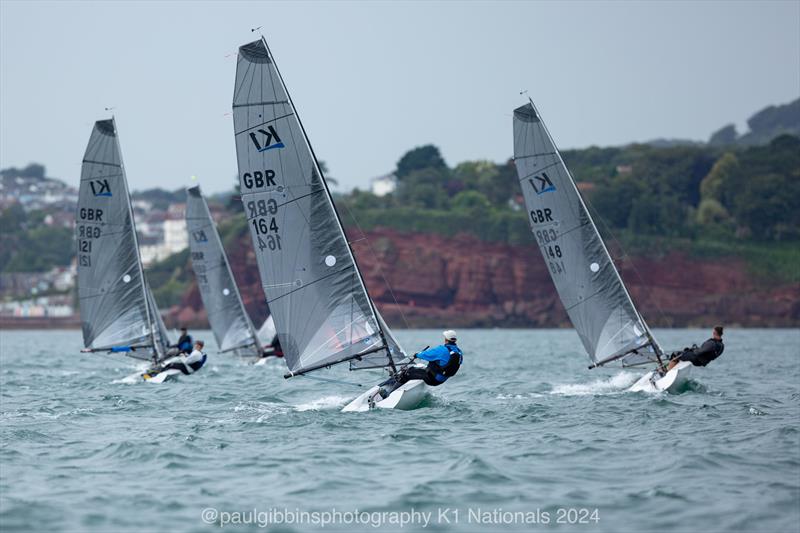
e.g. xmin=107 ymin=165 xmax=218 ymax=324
xmin=512 ymin=100 xmax=692 ymax=394
xmin=232 ymin=37 xmax=427 ymax=411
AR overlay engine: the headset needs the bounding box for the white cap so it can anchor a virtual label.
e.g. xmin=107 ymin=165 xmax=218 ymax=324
xmin=442 ymin=330 xmax=457 ymax=341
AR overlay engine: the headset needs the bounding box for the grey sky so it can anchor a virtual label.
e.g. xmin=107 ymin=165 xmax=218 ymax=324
xmin=1 ymin=0 xmax=798 ymax=193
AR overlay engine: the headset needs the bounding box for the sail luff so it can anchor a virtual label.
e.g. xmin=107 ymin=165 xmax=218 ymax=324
xmin=256 ymin=37 xmax=394 ymax=370
xmin=112 ymin=117 xmax=160 ymax=361
xmin=526 ymin=100 xmax=663 ymax=359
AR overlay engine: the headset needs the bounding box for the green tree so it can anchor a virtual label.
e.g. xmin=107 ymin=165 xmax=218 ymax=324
xmin=451 ymin=190 xmax=492 ymax=211
xmin=696 ymin=198 xmax=732 ymax=226
xmin=395 ymin=167 xmax=450 ymax=208
xmin=589 ymin=174 xmax=646 ymax=228
xmin=700 ymin=152 xmax=739 ymax=203
xmin=732 ymin=173 xmax=800 ymax=240
xmin=396 ymin=145 xmax=447 ymax=179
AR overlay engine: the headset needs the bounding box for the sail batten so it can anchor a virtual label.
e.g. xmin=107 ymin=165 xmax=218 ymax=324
xmin=232 ymin=37 xmax=403 ymax=376
xmin=76 ymin=118 xmax=169 ymax=360
xmin=512 ymin=101 xmax=661 ymax=367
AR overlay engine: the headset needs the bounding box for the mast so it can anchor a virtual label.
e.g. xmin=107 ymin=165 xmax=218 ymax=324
xmin=258 ymin=37 xmax=395 ymax=374
xmin=113 ymin=117 xmax=160 ymax=363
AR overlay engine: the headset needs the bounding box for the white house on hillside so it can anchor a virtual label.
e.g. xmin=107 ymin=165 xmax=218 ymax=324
xmin=370 ymin=173 xmax=396 ymax=197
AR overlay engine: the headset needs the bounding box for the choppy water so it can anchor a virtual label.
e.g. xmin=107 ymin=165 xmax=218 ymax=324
xmin=1 ymin=328 xmax=798 ymax=533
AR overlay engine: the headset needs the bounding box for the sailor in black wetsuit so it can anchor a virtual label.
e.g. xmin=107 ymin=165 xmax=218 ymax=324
xmin=666 ymin=326 xmax=725 ymax=371
xmin=261 ymin=336 xmax=284 ymax=358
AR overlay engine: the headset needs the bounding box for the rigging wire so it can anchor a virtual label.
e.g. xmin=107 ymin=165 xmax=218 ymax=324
xmin=339 ymin=201 xmax=412 ymax=331
xmin=581 ymin=194 xmax=672 ymax=331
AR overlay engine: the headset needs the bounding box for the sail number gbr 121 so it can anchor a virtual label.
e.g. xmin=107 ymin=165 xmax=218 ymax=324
xmin=246 ymin=198 xmax=282 ymax=251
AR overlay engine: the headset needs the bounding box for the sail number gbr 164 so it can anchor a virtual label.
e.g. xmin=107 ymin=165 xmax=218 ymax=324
xmin=246 ymin=198 xmax=282 ymax=251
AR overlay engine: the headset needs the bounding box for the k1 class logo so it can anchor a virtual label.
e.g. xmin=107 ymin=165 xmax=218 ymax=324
xmin=192 ymin=230 xmax=208 ymax=243
xmin=528 ymin=172 xmax=556 ymax=195
xmin=89 ymin=179 xmax=112 ymax=197
xmin=249 ymin=125 xmax=285 ymax=152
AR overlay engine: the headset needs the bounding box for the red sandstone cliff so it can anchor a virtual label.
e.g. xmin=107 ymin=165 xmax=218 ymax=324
xmin=170 ymin=228 xmax=800 ymax=329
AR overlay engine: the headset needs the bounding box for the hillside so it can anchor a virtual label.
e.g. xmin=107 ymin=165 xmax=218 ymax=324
xmin=2 ymin=98 xmax=799 ymax=327
xmin=162 ymin=225 xmax=799 ymax=329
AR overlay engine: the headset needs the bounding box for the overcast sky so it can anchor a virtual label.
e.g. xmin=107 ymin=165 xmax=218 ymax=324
xmin=1 ymin=1 xmax=798 ymax=193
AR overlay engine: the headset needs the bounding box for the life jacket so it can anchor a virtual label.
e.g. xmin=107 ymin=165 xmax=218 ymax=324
xmin=440 ymin=344 xmax=462 ymax=378
xmin=178 ymin=335 xmax=193 ymax=353
xmin=186 ymin=353 xmax=207 ymax=373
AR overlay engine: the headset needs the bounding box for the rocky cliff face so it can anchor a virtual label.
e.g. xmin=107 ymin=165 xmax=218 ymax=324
xmin=169 ymin=228 xmax=799 ymax=329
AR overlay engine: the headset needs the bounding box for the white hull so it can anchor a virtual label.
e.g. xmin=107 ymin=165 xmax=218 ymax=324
xmin=341 ymin=379 xmax=428 ymax=412
xmin=119 ymin=355 xmax=185 ymax=384
xmin=629 ymin=361 xmax=693 ymax=393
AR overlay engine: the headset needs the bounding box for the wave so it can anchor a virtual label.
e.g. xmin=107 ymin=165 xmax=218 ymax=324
xmin=549 ymin=371 xmax=639 ymax=396
xmin=294 ymin=395 xmax=352 ymax=412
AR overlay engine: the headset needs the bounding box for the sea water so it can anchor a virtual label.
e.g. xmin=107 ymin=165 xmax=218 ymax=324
xmin=0 ymin=328 xmax=798 ymax=532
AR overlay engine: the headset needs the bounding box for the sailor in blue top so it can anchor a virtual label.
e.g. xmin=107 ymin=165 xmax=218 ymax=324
xmin=170 ymin=327 xmax=193 ymax=354
xmin=396 ymin=330 xmax=463 ymax=387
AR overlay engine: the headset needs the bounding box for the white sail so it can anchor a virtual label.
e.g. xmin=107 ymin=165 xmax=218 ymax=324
xmin=76 ymin=118 xmax=170 ymax=361
xmin=512 ymin=102 xmax=662 ymax=368
xmin=231 ymin=38 xmax=406 ymax=376
xmin=186 ymin=185 xmax=261 ymax=357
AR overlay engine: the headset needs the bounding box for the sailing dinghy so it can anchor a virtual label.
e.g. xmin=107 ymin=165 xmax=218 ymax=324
xmin=185 ymin=185 xmax=278 ymax=362
xmin=232 ymin=38 xmax=426 ymax=410
xmin=511 ymin=101 xmax=691 ymax=393
xmin=76 ymin=118 xmax=180 ymax=383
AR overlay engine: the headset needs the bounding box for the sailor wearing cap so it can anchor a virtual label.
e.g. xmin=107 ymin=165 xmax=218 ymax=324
xmin=395 ymin=330 xmax=463 ymax=387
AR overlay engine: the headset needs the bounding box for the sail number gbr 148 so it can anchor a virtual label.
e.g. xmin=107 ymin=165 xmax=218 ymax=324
xmin=531 ymin=216 xmax=566 ymax=276
xmin=246 ymin=198 xmax=282 ymax=251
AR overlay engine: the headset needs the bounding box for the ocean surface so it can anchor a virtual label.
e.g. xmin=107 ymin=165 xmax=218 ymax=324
xmin=0 ymin=328 xmax=798 ymax=533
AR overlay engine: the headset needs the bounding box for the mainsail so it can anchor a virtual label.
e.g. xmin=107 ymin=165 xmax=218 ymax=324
xmin=232 ymin=38 xmax=406 ymax=377
xmin=512 ymin=101 xmax=662 ymax=368
xmin=186 ymin=185 xmax=261 ymax=357
xmin=76 ymin=118 xmax=169 ymax=361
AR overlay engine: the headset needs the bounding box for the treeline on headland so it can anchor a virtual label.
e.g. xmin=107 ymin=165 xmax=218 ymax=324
xmin=341 ymin=98 xmax=800 ymax=249
xmin=335 ymin=134 xmax=799 ymax=283
xmin=340 ymin=134 xmax=800 ymax=243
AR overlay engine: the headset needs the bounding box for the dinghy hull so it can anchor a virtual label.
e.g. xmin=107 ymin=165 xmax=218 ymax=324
xmin=341 ymin=380 xmax=428 ymax=412
xmin=629 ymin=361 xmax=692 ymax=393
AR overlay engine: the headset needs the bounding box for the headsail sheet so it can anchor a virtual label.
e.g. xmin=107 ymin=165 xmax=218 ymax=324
xmin=512 ymin=102 xmax=660 ymax=366
xmin=232 ymin=38 xmax=398 ymax=375
xmin=186 ymin=186 xmax=260 ymax=355
xmin=76 ymin=119 xmax=154 ymax=356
